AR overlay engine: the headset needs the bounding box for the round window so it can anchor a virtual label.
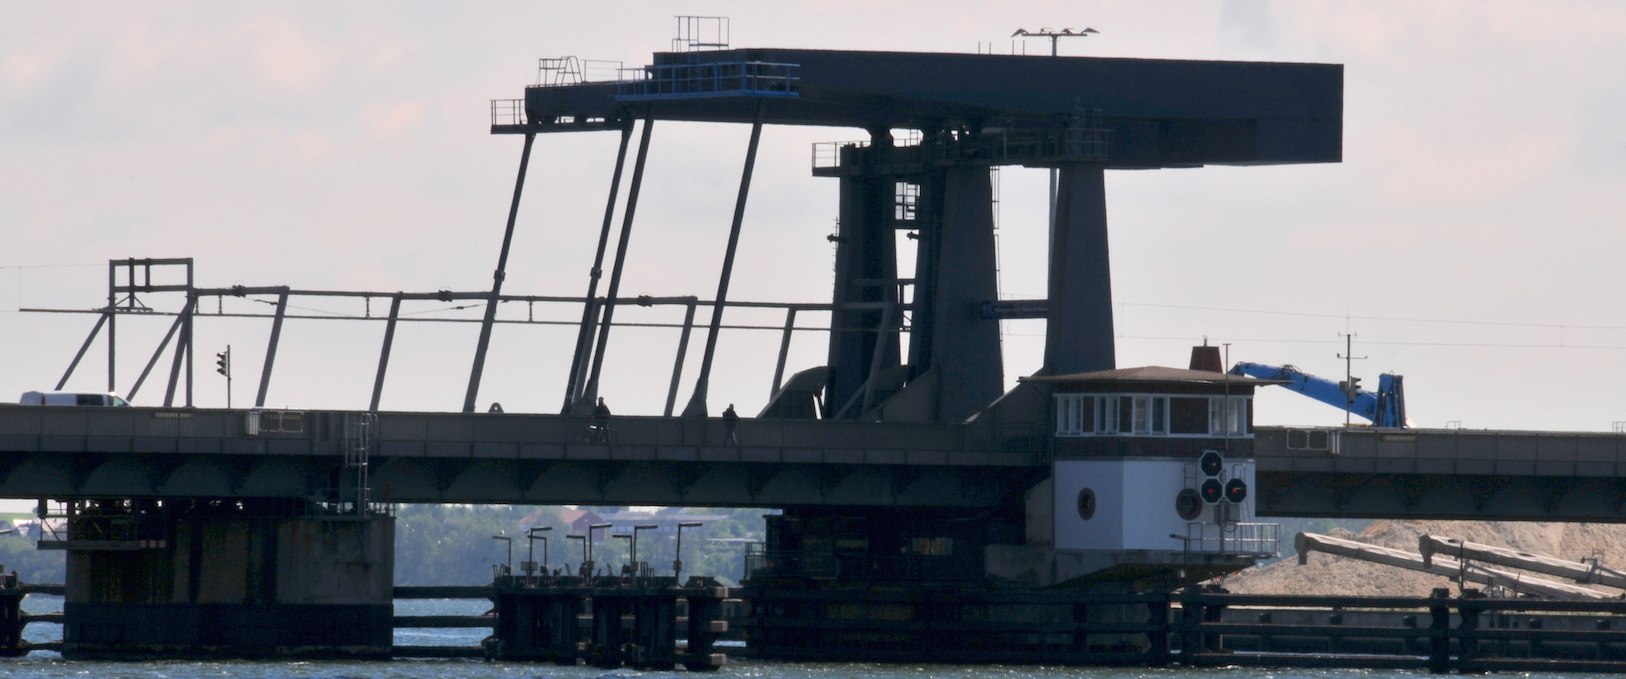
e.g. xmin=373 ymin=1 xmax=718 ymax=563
xmin=1076 ymin=488 xmax=1096 ymax=520
xmin=1175 ymin=488 xmax=1203 ymax=521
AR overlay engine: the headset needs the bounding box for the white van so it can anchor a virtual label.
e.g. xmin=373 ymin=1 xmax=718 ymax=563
xmin=18 ymin=391 xmax=131 ymax=407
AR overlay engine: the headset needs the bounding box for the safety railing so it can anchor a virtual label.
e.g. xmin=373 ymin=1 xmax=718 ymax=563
xmin=617 ymin=61 xmax=800 ymax=101
xmin=490 ymin=99 xmax=525 ymax=127
xmin=744 ymin=549 xmax=840 ymax=580
xmin=1180 ymin=521 xmax=1280 ymax=557
xmin=536 ymin=57 xmax=623 ymax=86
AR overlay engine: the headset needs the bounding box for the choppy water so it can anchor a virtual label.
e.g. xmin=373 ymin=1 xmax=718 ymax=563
xmin=0 ymin=596 xmax=1581 ymax=678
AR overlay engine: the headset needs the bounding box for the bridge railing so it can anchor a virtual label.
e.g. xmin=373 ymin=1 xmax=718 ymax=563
xmin=1254 ymin=426 xmax=1626 ymax=477
xmin=0 ymin=406 xmax=1048 ymax=466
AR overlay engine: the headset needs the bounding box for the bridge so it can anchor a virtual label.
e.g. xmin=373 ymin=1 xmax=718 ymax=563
xmin=0 ymin=18 xmax=1367 ymax=661
xmin=5 ymin=405 xmax=1625 ymax=522
xmin=0 ymin=405 xmax=1044 ymax=508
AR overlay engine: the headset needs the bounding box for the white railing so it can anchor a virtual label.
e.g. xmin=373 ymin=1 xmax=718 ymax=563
xmin=1183 ymin=521 xmax=1280 ymax=557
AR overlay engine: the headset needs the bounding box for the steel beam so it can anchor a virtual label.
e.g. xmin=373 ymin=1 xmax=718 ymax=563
xmin=583 ymin=112 xmax=655 ymax=405
xmin=55 ymin=313 xmax=108 ymax=391
xmin=370 ymin=295 xmax=403 ymax=412
xmin=464 ymin=132 xmax=536 ymax=413
xmin=682 ymin=101 xmax=765 ymax=418
xmin=564 ymin=122 xmax=635 ymax=411
xmin=254 ymin=289 xmax=290 ymax=408
xmin=665 ymin=299 xmax=698 ymax=417
xmin=771 ymin=308 xmax=798 ymax=397
xmin=128 ymin=297 xmax=191 ymax=401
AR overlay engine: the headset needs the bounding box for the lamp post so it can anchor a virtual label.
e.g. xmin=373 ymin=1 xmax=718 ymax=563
xmin=1011 ymin=27 xmax=1099 ymax=57
xmin=492 ymin=534 xmax=513 ymax=578
xmin=1011 ymin=27 xmax=1100 ymax=245
xmin=587 ymin=522 xmax=611 ymax=576
xmin=632 ymin=524 xmax=658 ymax=577
xmin=566 ymin=534 xmax=587 ymax=576
xmin=526 ymin=526 xmax=552 ymax=577
xmin=674 ymin=521 xmax=703 ymax=580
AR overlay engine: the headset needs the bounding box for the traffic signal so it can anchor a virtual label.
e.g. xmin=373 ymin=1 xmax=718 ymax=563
xmin=1200 ymin=478 xmax=1224 ymax=504
xmin=215 ymin=349 xmax=230 ymax=377
xmin=1225 ymin=477 xmax=1248 ymax=503
xmin=1196 ymin=449 xmax=1247 ymax=506
xmin=1199 ymin=450 xmax=1224 ymax=476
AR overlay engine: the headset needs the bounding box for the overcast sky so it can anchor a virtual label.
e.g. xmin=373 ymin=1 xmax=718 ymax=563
xmin=4 ymin=1 xmax=1625 ymax=431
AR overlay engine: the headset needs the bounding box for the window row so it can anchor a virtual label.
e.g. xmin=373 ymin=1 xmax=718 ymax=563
xmin=1054 ymin=394 xmax=1251 ymax=438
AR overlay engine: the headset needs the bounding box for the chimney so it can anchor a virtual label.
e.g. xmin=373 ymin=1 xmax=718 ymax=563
xmin=1189 ymin=345 xmax=1222 ymax=373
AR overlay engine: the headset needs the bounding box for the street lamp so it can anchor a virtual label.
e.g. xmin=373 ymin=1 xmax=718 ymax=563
xmin=492 ymin=534 xmax=513 ymax=578
xmin=587 ymin=522 xmax=612 ymax=575
xmin=526 ymin=526 xmax=552 ymax=577
xmin=674 ymin=521 xmax=703 ymax=580
xmin=632 ymin=524 xmax=658 ymax=577
xmin=1011 ymin=27 xmax=1100 ymax=57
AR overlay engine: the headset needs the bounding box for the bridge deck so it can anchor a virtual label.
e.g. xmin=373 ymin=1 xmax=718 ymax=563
xmin=0 ymin=406 xmax=1044 ymax=508
xmin=1255 ymin=426 xmax=1626 ymax=522
xmin=8 ymin=408 xmax=1626 ymax=519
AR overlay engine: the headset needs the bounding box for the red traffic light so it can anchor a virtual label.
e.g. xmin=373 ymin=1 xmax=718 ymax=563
xmin=1199 ymin=450 xmax=1223 ymax=477
xmin=1200 ymin=478 xmax=1224 ymax=504
xmin=1225 ymin=478 xmax=1248 ymax=503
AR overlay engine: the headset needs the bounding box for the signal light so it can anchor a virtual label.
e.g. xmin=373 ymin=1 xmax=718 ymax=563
xmin=1199 ymin=450 xmax=1223 ymax=477
xmin=1200 ymin=478 xmax=1224 ymax=504
xmin=1225 ymin=478 xmax=1248 ymax=503
xmin=215 ymin=351 xmax=230 ymax=377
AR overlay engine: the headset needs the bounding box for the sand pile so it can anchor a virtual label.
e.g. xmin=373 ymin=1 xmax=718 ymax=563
xmin=1221 ymin=520 xmax=1626 ymax=597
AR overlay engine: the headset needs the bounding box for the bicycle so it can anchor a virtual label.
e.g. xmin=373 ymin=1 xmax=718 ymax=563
xmin=579 ymin=424 xmax=617 ymax=445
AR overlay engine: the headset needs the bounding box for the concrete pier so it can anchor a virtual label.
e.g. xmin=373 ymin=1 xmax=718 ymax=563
xmin=485 ymin=574 xmax=726 ymax=671
xmin=53 ymin=501 xmax=392 ymax=659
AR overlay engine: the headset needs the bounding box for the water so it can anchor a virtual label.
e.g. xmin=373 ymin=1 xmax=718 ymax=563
xmin=0 ymin=597 xmax=1587 ymax=678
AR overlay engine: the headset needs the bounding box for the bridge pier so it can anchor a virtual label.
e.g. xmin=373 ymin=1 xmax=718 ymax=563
xmin=0 ymin=574 xmax=23 ymax=657
xmin=52 ymin=500 xmax=393 ymax=659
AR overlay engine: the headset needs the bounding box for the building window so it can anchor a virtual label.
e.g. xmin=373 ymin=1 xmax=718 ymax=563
xmin=1056 ymin=393 xmax=1253 ymax=438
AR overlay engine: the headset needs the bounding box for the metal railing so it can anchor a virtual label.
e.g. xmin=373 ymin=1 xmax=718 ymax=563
xmin=617 ymin=61 xmax=800 ymax=101
xmin=1181 ymin=521 xmax=1280 ymax=557
xmin=489 ymin=99 xmax=525 ymax=127
xmin=536 ymin=57 xmax=624 ymax=86
xmin=744 ymin=549 xmax=841 ymax=580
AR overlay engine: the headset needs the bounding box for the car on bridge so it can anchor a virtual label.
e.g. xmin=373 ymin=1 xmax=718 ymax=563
xmin=16 ymin=391 xmax=130 ymax=407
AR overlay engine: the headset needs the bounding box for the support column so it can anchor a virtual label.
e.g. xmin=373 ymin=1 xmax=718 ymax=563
xmin=1046 ymin=163 xmax=1115 ymax=375
xmin=59 ymin=504 xmax=394 ymax=659
xmin=914 ymin=164 xmax=1003 ymax=420
xmin=824 ymin=138 xmax=901 ymax=417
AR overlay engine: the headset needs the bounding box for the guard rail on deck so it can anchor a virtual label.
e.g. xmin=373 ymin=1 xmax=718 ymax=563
xmin=0 ymin=406 xmax=1044 ymax=464
xmin=1255 ymin=426 xmax=1626 ymax=477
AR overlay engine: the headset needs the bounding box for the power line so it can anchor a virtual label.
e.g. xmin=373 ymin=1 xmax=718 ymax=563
xmin=1117 ymin=300 xmax=1626 ymax=332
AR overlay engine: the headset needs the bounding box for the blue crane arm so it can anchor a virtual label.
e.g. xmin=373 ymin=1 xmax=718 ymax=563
xmin=1228 ymin=362 xmax=1381 ymax=423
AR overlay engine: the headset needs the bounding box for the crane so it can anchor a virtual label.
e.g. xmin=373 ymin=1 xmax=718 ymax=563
xmin=1229 ymin=362 xmax=1407 ymax=428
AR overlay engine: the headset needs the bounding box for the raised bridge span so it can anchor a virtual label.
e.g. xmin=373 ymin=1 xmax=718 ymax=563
xmin=4 ymin=405 xmax=1625 ymax=522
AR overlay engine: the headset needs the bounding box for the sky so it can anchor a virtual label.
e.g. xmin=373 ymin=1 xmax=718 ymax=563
xmin=3 ymin=1 xmax=1625 ymax=432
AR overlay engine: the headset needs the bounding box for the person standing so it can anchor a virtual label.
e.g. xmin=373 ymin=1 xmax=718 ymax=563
xmin=723 ymin=403 xmax=739 ymax=445
xmin=591 ymin=396 xmax=612 ymax=443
